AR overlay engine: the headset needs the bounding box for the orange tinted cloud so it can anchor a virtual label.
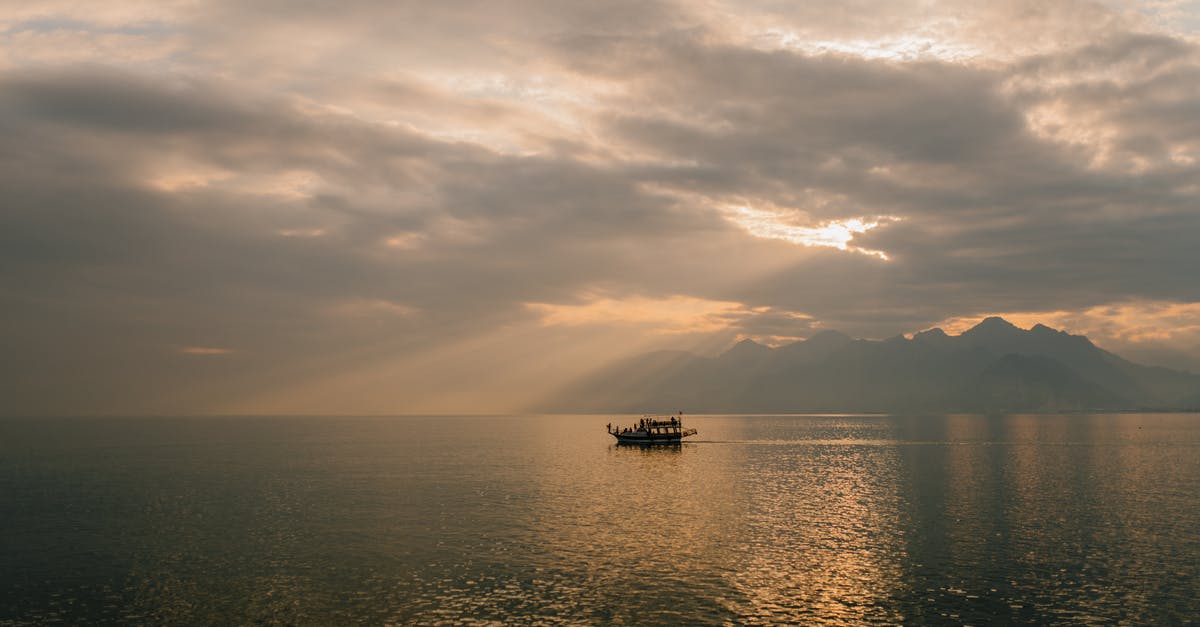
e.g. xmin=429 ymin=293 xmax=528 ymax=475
xmin=179 ymin=346 xmax=234 ymax=355
xmin=527 ymin=294 xmax=766 ymax=335
xmin=931 ymin=301 xmax=1200 ymax=347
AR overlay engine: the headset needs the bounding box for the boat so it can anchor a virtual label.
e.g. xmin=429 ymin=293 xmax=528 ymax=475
xmin=606 ymin=413 xmax=697 ymax=444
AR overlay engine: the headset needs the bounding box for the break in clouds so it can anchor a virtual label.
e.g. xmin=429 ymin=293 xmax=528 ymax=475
xmin=3 ymin=0 xmax=1200 ymax=414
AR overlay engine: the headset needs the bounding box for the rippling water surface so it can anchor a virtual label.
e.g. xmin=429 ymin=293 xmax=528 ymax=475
xmin=2 ymin=414 xmax=1199 ymax=624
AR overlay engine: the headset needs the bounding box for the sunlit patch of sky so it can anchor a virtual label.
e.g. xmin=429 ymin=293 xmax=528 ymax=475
xmin=148 ymin=167 xmax=323 ymax=199
xmin=276 ymin=228 xmax=326 ymax=238
xmin=384 ymin=232 xmax=425 ymax=250
xmin=722 ymin=206 xmax=899 ymax=260
xmin=327 ymin=299 xmax=419 ymax=319
xmin=933 ymin=301 xmax=1200 ymax=343
xmin=755 ymin=31 xmax=984 ymax=63
xmin=179 ymin=346 xmax=233 ymax=356
xmin=526 ymin=294 xmax=759 ymax=335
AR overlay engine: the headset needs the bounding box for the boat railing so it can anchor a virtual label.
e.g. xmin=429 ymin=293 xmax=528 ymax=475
xmin=608 ymin=414 xmax=690 ymax=435
xmin=642 ymin=415 xmax=685 ymax=425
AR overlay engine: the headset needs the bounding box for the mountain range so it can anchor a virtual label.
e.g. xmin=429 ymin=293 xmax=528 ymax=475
xmin=541 ymin=317 xmax=1200 ymax=413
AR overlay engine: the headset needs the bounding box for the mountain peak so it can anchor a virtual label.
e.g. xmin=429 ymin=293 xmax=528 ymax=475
xmin=807 ymin=329 xmax=851 ymax=344
xmin=969 ymin=316 xmax=1020 ymax=333
xmin=959 ymin=316 xmax=1030 ymax=349
xmin=549 ymin=315 xmax=1200 ymax=413
xmin=722 ymin=338 xmax=770 ymax=359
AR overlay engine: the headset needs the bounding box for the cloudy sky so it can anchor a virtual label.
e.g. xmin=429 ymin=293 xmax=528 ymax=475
xmin=3 ymin=0 xmax=1200 ymax=414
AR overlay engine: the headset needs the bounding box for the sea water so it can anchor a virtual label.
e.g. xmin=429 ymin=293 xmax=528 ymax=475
xmin=2 ymin=414 xmax=1198 ymax=624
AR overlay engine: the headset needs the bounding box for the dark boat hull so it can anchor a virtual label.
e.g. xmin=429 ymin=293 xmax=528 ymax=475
xmin=613 ymin=433 xmax=683 ymax=445
xmin=611 ymin=427 xmax=696 ymax=445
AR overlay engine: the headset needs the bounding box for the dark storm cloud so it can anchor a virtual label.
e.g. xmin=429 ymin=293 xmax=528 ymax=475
xmin=0 ymin=65 xmax=752 ymax=411
xmin=527 ymin=30 xmax=1200 ymax=337
xmin=0 ymin=67 xmax=656 ymax=295
xmin=0 ymin=68 xmax=251 ymax=133
xmin=596 ymin=47 xmax=1031 ymax=210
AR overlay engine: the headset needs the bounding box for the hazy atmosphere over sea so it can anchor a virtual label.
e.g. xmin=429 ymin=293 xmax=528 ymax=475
xmin=4 ymin=1 xmax=1200 ymax=414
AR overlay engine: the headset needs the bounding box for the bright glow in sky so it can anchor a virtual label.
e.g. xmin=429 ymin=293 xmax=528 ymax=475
xmin=760 ymin=32 xmax=984 ymax=63
xmin=723 ymin=206 xmax=897 ymax=259
xmin=527 ymin=294 xmax=775 ymax=335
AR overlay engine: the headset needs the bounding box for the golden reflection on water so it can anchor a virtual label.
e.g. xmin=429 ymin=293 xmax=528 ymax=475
xmin=710 ymin=418 xmax=911 ymax=624
xmin=5 ymin=414 xmax=1200 ymax=624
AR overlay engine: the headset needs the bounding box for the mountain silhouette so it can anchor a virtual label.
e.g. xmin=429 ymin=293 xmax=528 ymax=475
xmin=540 ymin=318 xmax=1200 ymax=413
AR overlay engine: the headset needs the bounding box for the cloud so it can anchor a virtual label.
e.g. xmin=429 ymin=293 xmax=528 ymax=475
xmin=3 ymin=0 xmax=1200 ymax=413
xmin=527 ymin=294 xmax=761 ymax=334
xmin=179 ymin=346 xmax=234 ymax=355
